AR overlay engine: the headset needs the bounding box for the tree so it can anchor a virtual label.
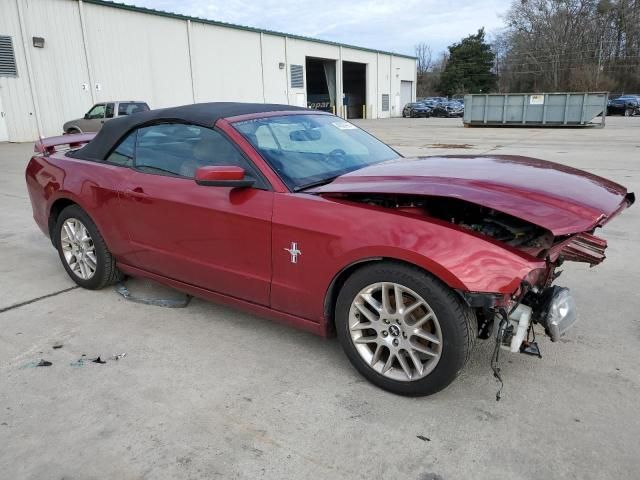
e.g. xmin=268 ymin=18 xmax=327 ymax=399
xmin=438 ymin=28 xmax=497 ymax=96
xmin=496 ymin=0 xmax=640 ymax=93
xmin=415 ymin=42 xmax=435 ymax=97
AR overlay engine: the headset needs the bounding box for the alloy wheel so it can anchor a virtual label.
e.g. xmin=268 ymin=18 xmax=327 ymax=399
xmin=348 ymin=282 xmax=443 ymax=382
xmin=60 ymin=218 xmax=97 ymax=280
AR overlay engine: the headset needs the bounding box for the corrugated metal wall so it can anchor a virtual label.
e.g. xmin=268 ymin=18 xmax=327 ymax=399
xmin=0 ymin=0 xmax=416 ymax=142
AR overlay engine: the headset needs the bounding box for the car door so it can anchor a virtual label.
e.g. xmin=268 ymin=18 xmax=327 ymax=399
xmin=117 ymin=123 xmax=274 ymax=306
xmin=79 ymin=103 xmax=106 ymax=132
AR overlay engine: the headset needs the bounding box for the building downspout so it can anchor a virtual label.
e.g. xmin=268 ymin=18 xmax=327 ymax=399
xmin=186 ymin=20 xmax=197 ymax=103
xmin=77 ymin=0 xmax=96 ymax=105
xmin=338 ymin=45 xmax=343 ymax=118
xmin=259 ymin=32 xmax=266 ymax=103
xmin=284 ymin=36 xmax=290 ymax=104
xmin=15 ymin=0 xmax=43 ymax=138
xmin=376 ymin=52 xmax=379 ymax=119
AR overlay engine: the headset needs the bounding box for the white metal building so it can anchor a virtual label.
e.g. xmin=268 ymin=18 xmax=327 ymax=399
xmin=0 ymin=0 xmax=417 ymax=142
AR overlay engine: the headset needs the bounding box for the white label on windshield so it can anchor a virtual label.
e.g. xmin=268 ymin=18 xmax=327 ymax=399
xmin=332 ymin=121 xmax=357 ymax=130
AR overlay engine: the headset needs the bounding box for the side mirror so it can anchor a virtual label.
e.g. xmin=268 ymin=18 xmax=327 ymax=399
xmin=84 ymin=113 xmax=90 ymax=119
xmin=194 ymin=166 xmax=255 ymax=188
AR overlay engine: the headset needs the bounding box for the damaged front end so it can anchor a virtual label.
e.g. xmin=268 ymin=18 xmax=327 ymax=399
xmin=328 ymin=192 xmax=633 ymax=350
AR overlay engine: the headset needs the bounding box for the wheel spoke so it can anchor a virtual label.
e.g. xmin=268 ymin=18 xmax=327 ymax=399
xmin=407 ymin=349 xmax=424 ymax=376
xmin=413 ymin=329 xmax=441 ymax=345
xmin=403 ymin=299 xmax=424 ymax=317
xmin=381 ymin=283 xmax=392 ymax=313
xmin=354 ymin=335 xmax=378 ymax=344
xmin=381 ymin=352 xmax=395 ymax=374
xmin=355 ymin=302 xmax=378 ymax=323
xmin=393 ymin=284 xmax=404 ymax=312
xmin=361 ymin=293 xmax=382 ymax=313
xmin=413 ymin=312 xmax=434 ymax=329
xmin=411 ymin=342 xmax=439 ymax=357
xmin=62 ymin=224 xmax=74 ymax=241
xmin=397 ymin=351 xmax=413 ymax=380
xmin=371 ymin=344 xmax=384 ymax=366
xmin=85 ymin=255 xmax=97 ymax=271
xmin=351 ymin=320 xmax=374 ymax=331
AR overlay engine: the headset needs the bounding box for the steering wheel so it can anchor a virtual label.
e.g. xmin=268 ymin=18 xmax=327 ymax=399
xmin=327 ymin=148 xmax=347 ymax=163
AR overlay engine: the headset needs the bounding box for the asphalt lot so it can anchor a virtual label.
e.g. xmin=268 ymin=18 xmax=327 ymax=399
xmin=1 ymin=116 xmax=639 ymax=479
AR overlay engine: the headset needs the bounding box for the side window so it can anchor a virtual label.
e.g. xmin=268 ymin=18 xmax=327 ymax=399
xmin=105 ymin=103 xmax=115 ymax=119
xmin=86 ymin=104 xmax=105 ymax=119
xmin=134 ymin=123 xmax=264 ymax=185
xmin=118 ymin=102 xmax=149 ymax=116
xmin=106 ymin=131 xmax=136 ymax=167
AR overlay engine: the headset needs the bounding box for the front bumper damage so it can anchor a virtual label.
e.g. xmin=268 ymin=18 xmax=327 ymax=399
xmin=462 ymin=280 xmax=580 ymax=400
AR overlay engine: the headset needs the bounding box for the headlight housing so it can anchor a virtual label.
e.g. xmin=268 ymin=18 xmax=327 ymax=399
xmin=539 ymin=286 xmax=578 ymax=341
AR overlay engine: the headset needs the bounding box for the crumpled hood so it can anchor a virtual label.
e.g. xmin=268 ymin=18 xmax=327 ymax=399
xmin=312 ymin=155 xmax=634 ymax=236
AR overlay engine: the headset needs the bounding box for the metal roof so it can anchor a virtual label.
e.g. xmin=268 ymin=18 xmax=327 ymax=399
xmin=83 ymin=0 xmax=417 ymax=60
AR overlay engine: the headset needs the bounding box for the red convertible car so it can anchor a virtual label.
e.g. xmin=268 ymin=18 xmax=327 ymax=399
xmin=26 ymin=103 xmax=633 ymax=396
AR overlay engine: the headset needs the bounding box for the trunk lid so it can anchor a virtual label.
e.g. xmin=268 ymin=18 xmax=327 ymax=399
xmin=311 ymin=155 xmax=634 ymax=236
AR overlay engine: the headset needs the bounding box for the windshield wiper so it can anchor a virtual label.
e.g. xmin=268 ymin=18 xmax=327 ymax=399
xmin=294 ymin=176 xmax=339 ymax=192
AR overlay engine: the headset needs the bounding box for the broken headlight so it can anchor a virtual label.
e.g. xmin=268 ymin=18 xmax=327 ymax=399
xmin=538 ymin=286 xmax=578 ymax=342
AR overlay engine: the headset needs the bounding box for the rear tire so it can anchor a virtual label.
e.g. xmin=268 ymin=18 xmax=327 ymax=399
xmin=335 ymin=262 xmax=477 ymax=396
xmin=54 ymin=205 xmax=121 ymax=290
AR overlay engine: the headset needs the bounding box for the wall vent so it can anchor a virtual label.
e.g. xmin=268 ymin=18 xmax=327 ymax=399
xmin=290 ymin=64 xmax=304 ymax=88
xmin=0 ymin=36 xmax=17 ymax=77
xmin=381 ymin=94 xmax=390 ymax=112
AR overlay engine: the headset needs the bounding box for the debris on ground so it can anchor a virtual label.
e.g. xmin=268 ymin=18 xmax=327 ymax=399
xmin=115 ymin=279 xmax=191 ymax=308
xmin=416 ymin=435 xmax=431 ymax=442
xmin=21 ymin=359 xmax=53 ymax=369
xmin=52 ymin=344 xmax=63 ymax=349
xmin=90 ymin=356 xmax=106 ymax=364
xmin=110 ymin=353 xmax=127 ymax=361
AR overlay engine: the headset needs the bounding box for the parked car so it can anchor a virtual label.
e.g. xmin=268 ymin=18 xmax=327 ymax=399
xmin=425 ymin=96 xmax=448 ymax=104
xmin=402 ymin=102 xmax=432 ymax=118
xmin=27 ymin=103 xmax=633 ymax=396
xmin=431 ymin=101 xmax=464 ymax=117
xmin=607 ymin=96 xmax=640 ymax=116
xmin=63 ymin=101 xmax=150 ymax=134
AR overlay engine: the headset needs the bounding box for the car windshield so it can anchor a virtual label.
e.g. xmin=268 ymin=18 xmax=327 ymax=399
xmin=233 ymin=114 xmax=400 ymax=191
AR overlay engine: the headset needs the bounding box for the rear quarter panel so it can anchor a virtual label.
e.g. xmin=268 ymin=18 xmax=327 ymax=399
xmin=25 ymin=153 xmax=134 ymax=261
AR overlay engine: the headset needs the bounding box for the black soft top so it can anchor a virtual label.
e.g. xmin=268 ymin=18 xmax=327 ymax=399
xmin=71 ymin=102 xmax=308 ymax=161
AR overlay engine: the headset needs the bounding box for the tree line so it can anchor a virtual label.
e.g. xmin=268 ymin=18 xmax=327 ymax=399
xmin=416 ymin=0 xmax=640 ymax=97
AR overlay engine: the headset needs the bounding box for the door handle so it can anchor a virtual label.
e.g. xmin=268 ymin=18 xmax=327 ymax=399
xmin=126 ymin=187 xmax=148 ymax=199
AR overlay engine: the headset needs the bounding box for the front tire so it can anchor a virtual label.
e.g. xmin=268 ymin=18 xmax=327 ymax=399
xmin=335 ymin=262 xmax=477 ymax=396
xmin=54 ymin=205 xmax=121 ymax=289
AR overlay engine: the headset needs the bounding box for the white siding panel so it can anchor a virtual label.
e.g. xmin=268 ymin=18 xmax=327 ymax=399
xmin=190 ymin=23 xmax=263 ymax=103
xmin=260 ymin=34 xmax=287 ymax=104
xmin=83 ymin=2 xmax=193 ymax=109
xmin=0 ymin=0 xmax=416 ymax=141
xmin=0 ymin=0 xmax=39 ymax=141
xmin=376 ymin=54 xmax=391 ymax=119
xmin=22 ymin=0 xmax=91 ymax=137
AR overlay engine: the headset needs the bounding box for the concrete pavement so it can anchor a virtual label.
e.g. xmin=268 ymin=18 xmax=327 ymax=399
xmin=1 ymin=117 xmax=639 ymax=479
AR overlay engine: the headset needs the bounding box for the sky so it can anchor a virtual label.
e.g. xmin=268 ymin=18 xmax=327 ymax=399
xmin=127 ymin=0 xmax=513 ymax=56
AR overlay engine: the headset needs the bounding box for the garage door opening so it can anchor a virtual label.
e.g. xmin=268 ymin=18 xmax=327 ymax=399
xmin=342 ymin=61 xmax=366 ymax=119
xmin=400 ymin=80 xmax=413 ymax=111
xmin=305 ymin=57 xmax=336 ymax=113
